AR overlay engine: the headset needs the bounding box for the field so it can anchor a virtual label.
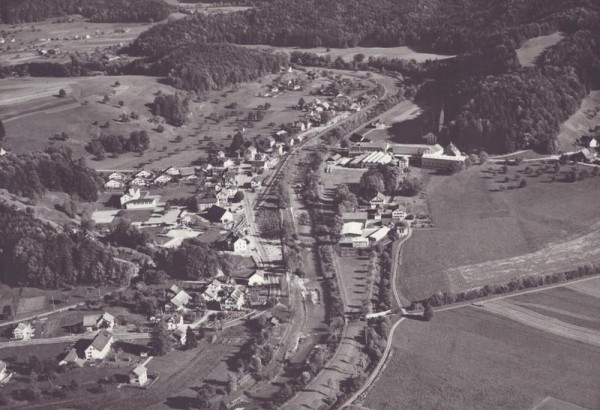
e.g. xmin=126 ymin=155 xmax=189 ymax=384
xmin=366 ymin=279 xmax=600 ymax=410
xmin=0 ymin=15 xmax=155 ymax=65
xmin=556 ymin=90 xmax=600 ymax=152
xmin=516 ymin=32 xmax=565 ymax=67
xmin=250 ymin=45 xmax=455 ymax=64
xmin=398 ymin=163 xmax=600 ymax=300
xmin=336 ymin=254 xmax=373 ymax=312
xmin=1 ymin=69 xmax=372 ymax=172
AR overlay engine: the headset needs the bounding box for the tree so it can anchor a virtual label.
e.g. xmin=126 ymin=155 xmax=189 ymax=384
xmin=398 ymin=177 xmax=422 ymax=196
xmin=353 ymin=53 xmax=365 ymax=63
xmin=479 ymin=151 xmax=489 ymax=164
xmin=151 ymin=322 xmax=172 ymax=356
xmin=103 ymin=95 xmax=110 ymax=103
xmin=275 ymin=384 xmax=293 ymax=403
xmin=118 ymin=100 xmax=125 ymax=107
xmin=196 ymin=384 xmax=215 ymax=408
xmin=519 ymin=178 xmax=527 ymax=188
xmin=185 ymin=327 xmax=198 ymax=349
xmin=423 ymin=304 xmax=434 ymax=321
xmin=58 ymin=89 xmax=66 ymax=98
xmin=226 ymin=372 xmax=238 ymax=394
xmin=298 ymin=97 xmax=306 ymax=108
xmin=0 ymin=120 xmax=5 ymax=141
xmin=232 ymin=190 xmax=245 ymax=203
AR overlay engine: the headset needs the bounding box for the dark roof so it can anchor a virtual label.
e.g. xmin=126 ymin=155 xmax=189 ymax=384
xmin=197 ymin=196 xmax=217 ymax=204
xmin=89 ymin=330 xmax=113 ymax=351
xmin=205 ymin=205 xmax=229 ymax=222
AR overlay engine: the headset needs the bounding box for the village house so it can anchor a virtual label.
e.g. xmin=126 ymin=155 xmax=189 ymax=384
xmin=13 ymin=323 xmax=34 ymax=341
xmin=180 ymin=167 xmax=197 ymax=180
xmin=369 ymin=192 xmax=387 ymax=209
xmin=392 ymin=208 xmax=408 ymax=221
xmin=216 ymin=189 xmax=229 ymax=205
xmin=120 ymin=187 xmax=141 ymax=207
xmin=250 ymin=177 xmax=263 ymax=189
xmin=84 ymin=330 xmax=114 ymax=360
xmin=108 ymin=172 xmax=125 ymax=181
xmin=222 ymin=158 xmax=235 ymax=168
xmin=245 ymin=146 xmax=258 ymax=160
xmin=164 ymin=313 xmax=183 ymax=330
xmin=164 ymin=166 xmax=180 ymax=176
xmin=224 ymin=287 xmax=245 ymax=310
xmin=82 ymin=312 xmax=115 ymax=332
xmin=130 ymin=364 xmax=148 ymax=387
xmin=104 ymin=179 xmax=124 ymax=189
xmin=205 ymin=205 xmax=234 ymax=224
xmin=172 ymin=327 xmax=187 ymax=346
xmin=247 ymin=289 xmax=268 ymax=307
xmin=216 ymin=150 xmax=226 ymax=159
xmin=197 ymin=195 xmax=218 ymax=211
xmin=248 ymin=271 xmax=266 ymax=287
xmin=0 ymin=147 xmax=6 ymax=156
xmin=154 ymin=174 xmax=172 ymax=185
xmin=135 ymin=169 xmax=153 ymax=179
xmin=231 ymin=236 xmax=250 ymax=253
xmin=59 ymin=348 xmax=85 ymax=367
xmin=130 ymin=177 xmax=148 ymax=187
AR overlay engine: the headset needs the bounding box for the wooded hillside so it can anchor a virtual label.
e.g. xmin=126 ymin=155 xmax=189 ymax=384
xmin=0 ymin=0 xmax=171 ymax=24
xmin=0 ymin=203 xmax=132 ymax=288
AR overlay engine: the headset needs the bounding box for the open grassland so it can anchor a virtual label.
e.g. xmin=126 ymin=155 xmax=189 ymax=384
xmin=251 ymin=45 xmax=454 ymax=63
xmin=556 ymin=90 xmax=600 ymax=152
xmin=516 ymin=32 xmax=565 ymax=67
xmin=0 ymin=15 xmax=154 ymax=65
xmin=366 ymin=302 xmax=600 ymax=410
xmin=399 ymin=165 xmax=600 ymax=300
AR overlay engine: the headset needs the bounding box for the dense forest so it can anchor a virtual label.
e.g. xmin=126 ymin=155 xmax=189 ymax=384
xmin=144 ymin=43 xmax=288 ymax=93
xmin=129 ymin=0 xmax=600 ymax=57
xmin=444 ymin=29 xmax=600 ymax=153
xmin=0 ymin=203 xmax=132 ymax=288
xmin=0 ymin=146 xmax=103 ymax=201
xmin=0 ymin=0 xmax=171 ymax=24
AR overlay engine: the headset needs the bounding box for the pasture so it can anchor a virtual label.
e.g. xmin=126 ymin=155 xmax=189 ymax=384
xmin=556 ymin=90 xmax=600 ymax=153
xmin=366 ymin=300 xmax=600 ymax=410
xmin=0 ymin=69 xmax=371 ymax=172
xmin=398 ymin=163 xmax=600 ymax=300
xmin=516 ymin=32 xmax=565 ymax=67
xmin=0 ymin=15 xmax=154 ymax=65
xmin=251 ymin=45 xmax=455 ymax=64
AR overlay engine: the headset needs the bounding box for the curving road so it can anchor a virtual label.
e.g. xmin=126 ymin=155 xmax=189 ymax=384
xmin=340 ymin=227 xmax=412 ymax=408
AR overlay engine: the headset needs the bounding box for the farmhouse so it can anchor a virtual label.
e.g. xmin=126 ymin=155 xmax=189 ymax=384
xmin=130 ymin=364 xmax=148 ymax=386
xmin=164 ymin=166 xmax=180 ymax=176
xmin=130 ymin=177 xmax=148 ymax=187
xmin=135 ymin=170 xmax=153 ymax=179
xmin=164 ymin=313 xmax=183 ymax=330
xmin=392 ymin=208 xmax=407 ymax=221
xmin=369 ymin=193 xmax=387 ymax=209
xmin=120 ymin=187 xmax=141 ymax=207
xmin=154 ymin=174 xmax=172 ymax=185
xmin=13 ymin=322 xmax=34 ymax=340
xmin=82 ymin=312 xmax=115 ymax=332
xmin=205 ymin=206 xmax=234 ymax=224
xmin=84 ymin=330 xmax=114 ymax=360
xmin=104 ymin=180 xmax=123 ymax=189
xmin=108 ymin=172 xmax=125 ymax=180
xmin=197 ymin=195 xmax=218 ymax=211
xmin=231 ymin=236 xmax=250 ymax=253
xmin=248 ymin=271 xmax=266 ymax=287
xmin=245 ymin=146 xmax=258 ymax=160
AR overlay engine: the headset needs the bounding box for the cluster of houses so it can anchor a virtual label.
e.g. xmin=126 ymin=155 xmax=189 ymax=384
xmin=562 ymin=137 xmax=600 ymax=164
xmin=340 ymin=194 xmax=409 ymax=248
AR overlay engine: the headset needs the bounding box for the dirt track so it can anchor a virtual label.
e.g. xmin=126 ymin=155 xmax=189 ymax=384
xmin=482 ymin=300 xmax=600 ymax=348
